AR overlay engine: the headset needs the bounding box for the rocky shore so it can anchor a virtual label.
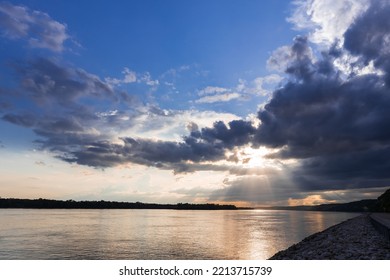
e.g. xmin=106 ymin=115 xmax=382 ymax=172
xmin=269 ymin=215 xmax=390 ymax=260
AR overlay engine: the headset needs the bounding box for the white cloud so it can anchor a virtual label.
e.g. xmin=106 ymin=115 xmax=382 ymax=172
xmin=123 ymin=108 xmax=240 ymax=141
xmin=104 ymin=77 xmax=122 ymax=86
xmin=236 ymin=79 xmax=246 ymax=92
xmin=105 ymin=67 xmax=137 ymax=86
xmin=194 ymin=75 xmax=282 ymax=104
xmin=105 ymin=68 xmax=159 ymax=88
xmin=161 ymin=65 xmax=191 ymax=79
xmin=232 ymin=75 xmax=283 ymax=100
xmin=288 ymin=0 xmax=369 ymax=46
xmin=0 ymin=2 xmax=69 ymax=52
xmin=195 ymin=92 xmax=241 ymax=104
xmin=286 ymin=1 xmax=381 ymax=78
xmin=267 ymin=46 xmax=294 ymax=72
xmin=198 ymin=86 xmax=228 ymax=96
xmin=139 ymin=72 xmax=159 ymax=87
xmin=248 ymin=74 xmax=283 ymax=96
xmin=333 ymin=53 xmax=384 ymax=78
xmin=122 ymin=68 xmax=137 ymax=83
xmin=194 ymin=85 xmax=243 ymax=104
xmin=94 ymin=104 xmax=241 ymax=142
xmin=267 ymin=42 xmax=315 ymax=73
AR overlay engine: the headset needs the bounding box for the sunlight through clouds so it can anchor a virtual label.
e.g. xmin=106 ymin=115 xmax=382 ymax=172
xmin=288 ymin=0 xmax=369 ymax=46
xmin=1 ymin=0 xmax=390 ymax=206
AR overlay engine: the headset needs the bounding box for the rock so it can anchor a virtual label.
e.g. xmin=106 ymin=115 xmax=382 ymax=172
xmin=269 ymin=215 xmax=390 ymax=260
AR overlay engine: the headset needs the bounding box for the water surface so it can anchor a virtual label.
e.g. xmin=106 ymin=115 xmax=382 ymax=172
xmin=0 ymin=209 xmax=359 ymax=259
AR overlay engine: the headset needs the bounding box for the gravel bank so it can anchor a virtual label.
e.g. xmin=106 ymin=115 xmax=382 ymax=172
xmin=269 ymin=215 xmax=390 ymax=260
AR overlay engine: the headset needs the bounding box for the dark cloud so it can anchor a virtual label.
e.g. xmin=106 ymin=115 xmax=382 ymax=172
xmin=344 ymin=0 xmax=390 ymax=85
xmin=252 ymin=1 xmax=390 ymax=192
xmin=32 ymin=117 xmax=100 ymax=153
xmin=0 ymin=100 xmax=9 ymax=111
xmin=294 ymin=147 xmax=390 ymax=191
xmin=0 ymin=2 xmax=69 ymax=52
xmin=284 ymin=36 xmax=316 ymax=82
xmin=61 ymin=119 xmax=256 ymax=172
xmin=189 ymin=120 xmax=256 ymax=149
xmin=16 ymin=58 xmax=117 ymax=106
xmin=267 ymin=36 xmax=337 ymax=82
xmin=242 ymin=29 xmax=390 ymax=197
xmin=2 ymin=113 xmax=36 ymax=127
xmin=256 ymin=73 xmax=390 ymax=158
xmin=1 ymin=57 xmax=141 ymax=154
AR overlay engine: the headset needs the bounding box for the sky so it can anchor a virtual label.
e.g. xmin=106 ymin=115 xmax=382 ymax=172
xmin=1 ymin=0 xmax=390 ymax=206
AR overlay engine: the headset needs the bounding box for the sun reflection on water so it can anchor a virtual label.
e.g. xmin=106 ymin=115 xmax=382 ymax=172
xmin=0 ymin=209 xmax=358 ymax=259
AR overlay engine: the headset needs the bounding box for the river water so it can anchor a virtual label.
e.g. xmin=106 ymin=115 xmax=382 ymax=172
xmin=0 ymin=209 xmax=359 ymax=259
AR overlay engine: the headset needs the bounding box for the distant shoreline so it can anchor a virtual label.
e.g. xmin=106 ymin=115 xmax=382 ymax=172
xmin=1 ymin=188 xmax=389 ymax=212
xmin=0 ymin=198 xmax=246 ymax=210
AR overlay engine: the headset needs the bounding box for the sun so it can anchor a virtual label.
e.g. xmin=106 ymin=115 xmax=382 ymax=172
xmin=240 ymin=146 xmax=273 ymax=168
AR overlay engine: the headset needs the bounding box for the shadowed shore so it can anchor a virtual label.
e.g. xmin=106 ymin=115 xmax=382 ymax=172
xmin=269 ymin=215 xmax=390 ymax=260
xmin=0 ymin=198 xmax=241 ymax=210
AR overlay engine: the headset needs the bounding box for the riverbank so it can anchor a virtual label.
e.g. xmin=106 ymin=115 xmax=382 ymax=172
xmin=0 ymin=198 xmax=238 ymax=210
xmin=269 ymin=215 xmax=390 ymax=259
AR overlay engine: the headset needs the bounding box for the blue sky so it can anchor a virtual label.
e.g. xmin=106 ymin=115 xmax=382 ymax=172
xmin=1 ymin=0 xmax=390 ymax=206
xmin=1 ymin=1 xmax=295 ymax=114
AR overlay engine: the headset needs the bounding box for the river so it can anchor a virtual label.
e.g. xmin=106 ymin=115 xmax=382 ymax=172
xmin=0 ymin=209 xmax=359 ymax=259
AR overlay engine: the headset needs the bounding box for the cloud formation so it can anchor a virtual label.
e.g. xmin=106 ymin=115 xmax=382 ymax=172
xmin=1 ymin=57 xmax=252 ymax=173
xmin=1 ymin=58 xmax=139 ymax=153
xmin=253 ymin=0 xmax=390 ymax=191
xmin=105 ymin=67 xmax=159 ymax=90
xmin=195 ymin=85 xmax=241 ymax=104
xmin=344 ymin=0 xmax=390 ymax=85
xmin=0 ymin=2 xmax=69 ymax=52
xmin=61 ymin=119 xmax=256 ymax=173
xmin=150 ymin=0 xmax=390 ymax=197
xmin=2 ymin=0 xmax=390 ymax=202
xmin=289 ymin=0 xmax=369 ymax=45
xmin=195 ymin=92 xmax=241 ymax=104
xmin=195 ymin=75 xmax=283 ymax=104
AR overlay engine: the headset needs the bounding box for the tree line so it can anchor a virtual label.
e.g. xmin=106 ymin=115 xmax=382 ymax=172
xmin=0 ymin=198 xmax=238 ymax=210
